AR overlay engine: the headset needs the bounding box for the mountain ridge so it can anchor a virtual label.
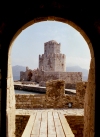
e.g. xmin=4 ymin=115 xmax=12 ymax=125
xmin=66 ymin=65 xmax=89 ymax=76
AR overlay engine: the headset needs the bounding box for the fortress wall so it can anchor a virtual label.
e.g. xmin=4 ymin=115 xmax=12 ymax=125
xmin=20 ymin=72 xmax=26 ymax=81
xmin=44 ymin=43 xmax=55 ymax=54
xmin=20 ymin=69 xmax=33 ymax=81
xmin=43 ymin=54 xmax=55 ymax=71
xmin=15 ymin=81 xmax=86 ymax=109
xmin=55 ymin=54 xmax=66 ymax=71
xmin=39 ymin=54 xmax=44 ymax=70
xmin=42 ymin=53 xmax=66 ymax=72
xmin=19 ymin=70 xmax=82 ymax=88
xmin=42 ymin=71 xmax=82 ymax=84
xmin=43 ymin=40 xmax=64 ymax=71
xmin=15 ymin=94 xmax=84 ymax=109
xmin=44 ymin=41 xmax=60 ymax=54
xmin=43 ymin=71 xmax=59 ymax=81
xmin=59 ymin=72 xmax=82 ymax=83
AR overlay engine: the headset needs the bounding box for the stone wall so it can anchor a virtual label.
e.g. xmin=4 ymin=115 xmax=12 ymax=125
xmin=15 ymin=81 xmax=87 ymax=109
xmin=44 ymin=40 xmax=60 ymax=54
xmin=15 ymin=115 xmax=30 ymax=137
xmin=7 ymin=52 xmax=15 ymax=137
xmin=20 ymin=72 xmax=26 ymax=81
xmin=38 ymin=72 xmax=82 ymax=89
xmin=20 ymin=69 xmax=82 ymax=87
xmin=65 ymin=116 xmax=84 ymax=137
xmin=20 ymin=68 xmax=82 ymax=88
xmin=43 ymin=72 xmax=82 ymax=83
xmin=15 ymin=94 xmax=83 ymax=108
xmin=84 ymin=58 xmax=95 ymax=137
xmin=39 ymin=40 xmax=66 ymax=72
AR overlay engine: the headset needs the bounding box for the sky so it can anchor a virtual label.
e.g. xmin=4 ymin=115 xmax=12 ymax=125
xmin=11 ymin=21 xmax=91 ymax=70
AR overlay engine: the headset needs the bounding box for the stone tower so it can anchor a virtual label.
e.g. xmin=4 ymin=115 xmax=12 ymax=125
xmin=39 ymin=40 xmax=66 ymax=71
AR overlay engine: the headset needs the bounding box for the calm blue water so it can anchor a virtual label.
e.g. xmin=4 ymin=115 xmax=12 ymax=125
xmin=15 ymin=90 xmax=43 ymax=94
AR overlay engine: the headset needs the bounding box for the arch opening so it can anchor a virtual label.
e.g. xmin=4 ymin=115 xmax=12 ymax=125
xmin=7 ymin=17 xmax=95 ymax=137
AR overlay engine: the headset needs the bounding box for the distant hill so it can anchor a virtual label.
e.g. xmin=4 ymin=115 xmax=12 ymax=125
xmin=82 ymin=76 xmax=88 ymax=81
xmin=12 ymin=65 xmax=26 ymax=80
xmin=12 ymin=65 xmax=89 ymax=81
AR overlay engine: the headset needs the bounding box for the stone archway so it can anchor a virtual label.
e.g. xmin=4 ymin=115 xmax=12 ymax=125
xmin=7 ymin=17 xmax=95 ymax=137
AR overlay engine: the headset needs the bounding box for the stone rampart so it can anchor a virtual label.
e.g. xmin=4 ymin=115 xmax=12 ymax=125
xmin=15 ymin=81 xmax=87 ymax=109
xmin=36 ymin=72 xmax=82 ymax=88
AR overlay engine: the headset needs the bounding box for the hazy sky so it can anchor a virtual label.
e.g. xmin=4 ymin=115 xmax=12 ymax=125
xmin=11 ymin=21 xmax=91 ymax=70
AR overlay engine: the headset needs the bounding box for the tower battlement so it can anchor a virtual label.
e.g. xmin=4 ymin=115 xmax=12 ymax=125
xmin=39 ymin=40 xmax=66 ymax=72
xmin=44 ymin=40 xmax=59 ymax=45
xmin=44 ymin=40 xmax=61 ymax=54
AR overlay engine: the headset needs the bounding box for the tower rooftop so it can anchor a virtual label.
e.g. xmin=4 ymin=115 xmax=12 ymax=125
xmin=44 ymin=40 xmax=59 ymax=44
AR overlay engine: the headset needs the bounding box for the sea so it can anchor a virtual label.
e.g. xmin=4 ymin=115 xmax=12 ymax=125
xmin=14 ymin=76 xmax=41 ymax=94
xmin=15 ymin=89 xmax=43 ymax=94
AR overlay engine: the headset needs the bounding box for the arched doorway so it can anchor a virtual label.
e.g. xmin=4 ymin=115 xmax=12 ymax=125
xmin=7 ymin=17 xmax=95 ymax=137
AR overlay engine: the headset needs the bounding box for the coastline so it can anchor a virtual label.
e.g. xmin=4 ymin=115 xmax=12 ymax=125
xmin=14 ymin=81 xmax=76 ymax=94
